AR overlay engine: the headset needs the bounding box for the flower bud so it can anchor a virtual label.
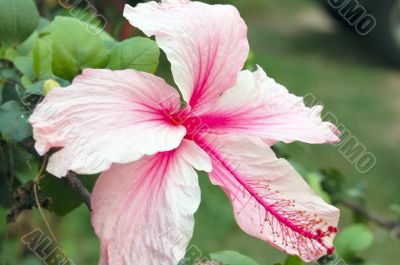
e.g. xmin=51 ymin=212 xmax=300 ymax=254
xmin=43 ymin=80 xmax=61 ymax=95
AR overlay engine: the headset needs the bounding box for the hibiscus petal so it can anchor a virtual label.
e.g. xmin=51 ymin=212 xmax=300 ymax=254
xmin=29 ymin=69 xmax=186 ymax=177
xmin=91 ymin=140 xmax=211 ymax=265
xmin=123 ymin=0 xmax=249 ymax=109
xmin=196 ymin=66 xmax=340 ymax=145
xmin=194 ymin=134 xmax=339 ymax=262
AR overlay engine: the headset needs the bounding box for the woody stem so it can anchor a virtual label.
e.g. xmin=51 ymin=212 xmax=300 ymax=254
xmin=62 ymin=172 xmax=92 ymax=210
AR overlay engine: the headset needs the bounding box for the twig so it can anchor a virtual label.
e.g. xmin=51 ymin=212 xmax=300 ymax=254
xmin=19 ymin=138 xmax=92 ymax=210
xmin=342 ymin=199 xmax=400 ymax=238
xmin=62 ymin=172 xmax=92 ymax=210
xmin=33 ymin=157 xmax=73 ymax=263
xmin=33 ymin=156 xmax=59 ymax=246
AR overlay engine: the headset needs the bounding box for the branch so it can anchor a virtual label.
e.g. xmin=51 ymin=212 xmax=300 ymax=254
xmin=19 ymin=138 xmax=92 ymax=210
xmin=342 ymin=199 xmax=400 ymax=238
xmin=62 ymin=172 xmax=92 ymax=211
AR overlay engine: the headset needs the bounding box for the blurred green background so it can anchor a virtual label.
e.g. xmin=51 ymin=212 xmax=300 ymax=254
xmin=1 ymin=0 xmax=399 ymax=264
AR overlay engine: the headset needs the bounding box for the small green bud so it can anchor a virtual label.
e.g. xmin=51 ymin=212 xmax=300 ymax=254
xmin=43 ymin=79 xmax=61 ymax=95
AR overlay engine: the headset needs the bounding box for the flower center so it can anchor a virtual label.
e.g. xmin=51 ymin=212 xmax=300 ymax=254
xmin=168 ymin=108 xmax=206 ymax=139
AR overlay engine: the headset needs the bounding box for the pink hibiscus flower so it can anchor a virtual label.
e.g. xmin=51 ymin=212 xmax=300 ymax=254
xmin=29 ymin=0 xmax=340 ymax=264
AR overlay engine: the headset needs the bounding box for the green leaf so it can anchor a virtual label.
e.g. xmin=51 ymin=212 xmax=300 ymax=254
xmin=320 ymin=168 xmax=345 ymax=202
xmin=284 ymin=256 xmax=303 ymax=265
xmin=315 ymin=256 xmax=338 ymax=265
xmin=0 ymin=0 xmax=39 ymax=46
xmin=13 ymin=56 xmax=34 ymax=80
xmin=39 ymin=174 xmax=84 ymax=216
xmin=1 ymin=80 xmax=19 ymax=103
xmin=0 ymin=67 xmax=19 ymax=82
xmin=33 ymin=35 xmax=53 ymax=79
xmin=108 ymin=37 xmax=160 ymax=73
xmin=0 ymin=47 xmax=18 ymax=61
xmin=50 ymin=16 xmax=109 ymax=80
xmin=79 ymin=174 xmax=99 ymax=192
xmin=98 ymin=30 xmax=118 ymax=51
xmin=36 ymin=17 xmax=51 ymax=33
xmin=210 ymin=250 xmax=259 ymax=265
xmin=11 ymin=145 xmax=39 ymax=182
xmin=21 ymin=75 xmax=33 ymax=88
xmin=304 ymin=172 xmax=331 ymax=203
xmin=334 ymin=224 xmax=374 ymax=260
xmin=25 ymin=80 xmax=45 ymax=96
xmin=56 ymin=8 xmax=105 ymax=30
xmin=39 ymin=174 xmax=98 ymax=216
xmin=0 ymin=100 xmax=32 ymax=142
xmin=16 ymin=31 xmax=38 ymax=56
